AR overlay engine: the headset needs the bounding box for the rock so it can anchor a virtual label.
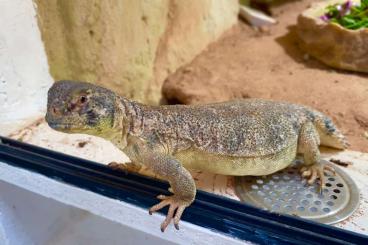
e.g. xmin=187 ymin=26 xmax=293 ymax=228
xmin=297 ymin=0 xmax=368 ymax=73
xmin=239 ymin=5 xmax=277 ymax=27
xmin=34 ymin=0 xmax=239 ymax=104
xmin=354 ymin=113 xmax=368 ymax=129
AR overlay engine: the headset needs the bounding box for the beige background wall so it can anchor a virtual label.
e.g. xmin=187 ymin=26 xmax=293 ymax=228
xmin=34 ymin=0 xmax=239 ymax=104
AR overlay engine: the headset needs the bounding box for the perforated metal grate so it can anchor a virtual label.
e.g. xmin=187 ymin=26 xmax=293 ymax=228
xmin=235 ymin=160 xmax=359 ymax=224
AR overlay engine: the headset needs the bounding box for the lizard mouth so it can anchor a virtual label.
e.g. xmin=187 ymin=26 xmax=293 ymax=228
xmin=47 ymin=121 xmax=91 ymax=133
xmin=47 ymin=122 xmax=74 ymax=131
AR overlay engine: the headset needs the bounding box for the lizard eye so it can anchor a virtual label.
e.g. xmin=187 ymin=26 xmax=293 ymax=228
xmin=79 ymin=96 xmax=87 ymax=104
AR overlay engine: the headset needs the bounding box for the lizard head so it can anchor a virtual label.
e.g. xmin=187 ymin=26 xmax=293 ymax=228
xmin=46 ymin=80 xmax=117 ymax=135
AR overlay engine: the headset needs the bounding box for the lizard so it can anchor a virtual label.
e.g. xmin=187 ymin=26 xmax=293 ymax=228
xmin=45 ymin=80 xmax=348 ymax=232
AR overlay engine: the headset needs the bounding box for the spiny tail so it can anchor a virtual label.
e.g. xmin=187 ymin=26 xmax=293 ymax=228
xmin=311 ymin=111 xmax=349 ymax=150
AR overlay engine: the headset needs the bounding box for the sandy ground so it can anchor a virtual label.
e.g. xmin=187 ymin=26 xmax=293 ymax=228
xmin=163 ymin=0 xmax=368 ymax=152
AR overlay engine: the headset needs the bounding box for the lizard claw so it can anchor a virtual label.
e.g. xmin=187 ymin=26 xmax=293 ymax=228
xmin=300 ymin=163 xmax=336 ymax=191
xmin=149 ymin=195 xmax=189 ymax=232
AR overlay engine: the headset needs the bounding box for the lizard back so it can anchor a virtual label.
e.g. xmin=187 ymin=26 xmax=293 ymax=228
xmin=139 ymin=99 xmax=310 ymax=157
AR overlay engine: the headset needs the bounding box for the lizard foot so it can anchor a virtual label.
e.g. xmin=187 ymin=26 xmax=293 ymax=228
xmin=149 ymin=194 xmax=190 ymax=232
xmin=300 ymin=163 xmax=336 ymax=191
xmin=108 ymin=161 xmax=141 ymax=173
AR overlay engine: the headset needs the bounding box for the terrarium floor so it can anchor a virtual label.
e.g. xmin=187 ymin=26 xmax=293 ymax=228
xmin=163 ymin=0 xmax=368 ymax=152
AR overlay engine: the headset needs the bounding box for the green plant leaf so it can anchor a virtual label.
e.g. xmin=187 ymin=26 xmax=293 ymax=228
xmin=322 ymin=0 xmax=368 ymax=30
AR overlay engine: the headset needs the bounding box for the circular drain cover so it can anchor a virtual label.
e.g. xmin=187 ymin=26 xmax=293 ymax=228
xmin=235 ymin=160 xmax=359 ymax=224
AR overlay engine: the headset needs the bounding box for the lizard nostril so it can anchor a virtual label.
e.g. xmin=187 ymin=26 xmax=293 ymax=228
xmin=52 ymin=107 xmax=59 ymax=115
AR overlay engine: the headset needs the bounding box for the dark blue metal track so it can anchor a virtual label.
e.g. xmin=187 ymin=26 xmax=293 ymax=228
xmin=0 ymin=136 xmax=367 ymax=244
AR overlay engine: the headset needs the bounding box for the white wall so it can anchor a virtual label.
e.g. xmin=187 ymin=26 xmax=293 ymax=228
xmin=0 ymin=0 xmax=53 ymax=135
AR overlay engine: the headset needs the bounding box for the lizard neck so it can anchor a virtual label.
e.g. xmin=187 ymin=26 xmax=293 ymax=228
xmin=109 ymin=96 xmax=145 ymax=149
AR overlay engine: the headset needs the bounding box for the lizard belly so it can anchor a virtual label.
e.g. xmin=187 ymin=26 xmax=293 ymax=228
xmin=174 ymin=143 xmax=298 ymax=176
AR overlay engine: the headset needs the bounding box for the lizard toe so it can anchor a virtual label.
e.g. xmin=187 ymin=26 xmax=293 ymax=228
xmin=149 ymin=195 xmax=190 ymax=232
xmin=107 ymin=161 xmax=120 ymax=169
xmin=307 ymin=168 xmax=317 ymax=185
xmin=323 ymin=164 xmax=336 ymax=175
xmin=160 ymin=203 xmax=178 ymax=232
xmin=107 ymin=162 xmax=129 ymax=174
xmin=300 ymin=163 xmax=337 ymax=191
xmin=149 ymin=199 xmax=170 ymax=215
xmin=173 ymin=206 xmax=186 ymax=230
xmin=301 ymin=169 xmax=312 ymax=177
xmin=108 ymin=161 xmax=141 ymax=173
xmin=157 ymin=194 xmax=169 ymax=200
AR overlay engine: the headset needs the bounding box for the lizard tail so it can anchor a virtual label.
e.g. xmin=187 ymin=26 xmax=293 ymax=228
xmin=313 ymin=113 xmax=349 ymax=150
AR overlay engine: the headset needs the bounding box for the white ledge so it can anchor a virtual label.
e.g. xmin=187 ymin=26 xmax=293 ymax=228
xmin=0 ymin=161 xmax=248 ymax=245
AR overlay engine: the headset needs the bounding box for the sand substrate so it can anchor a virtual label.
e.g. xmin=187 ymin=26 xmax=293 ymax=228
xmin=163 ymin=0 xmax=368 ymax=152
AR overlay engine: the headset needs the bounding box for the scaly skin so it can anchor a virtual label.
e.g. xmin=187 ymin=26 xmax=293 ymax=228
xmin=46 ymin=80 xmax=348 ymax=231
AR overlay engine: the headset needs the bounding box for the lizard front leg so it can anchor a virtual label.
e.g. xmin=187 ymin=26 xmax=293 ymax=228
xmin=298 ymin=122 xmax=335 ymax=189
xmin=124 ymin=137 xmax=196 ymax=232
